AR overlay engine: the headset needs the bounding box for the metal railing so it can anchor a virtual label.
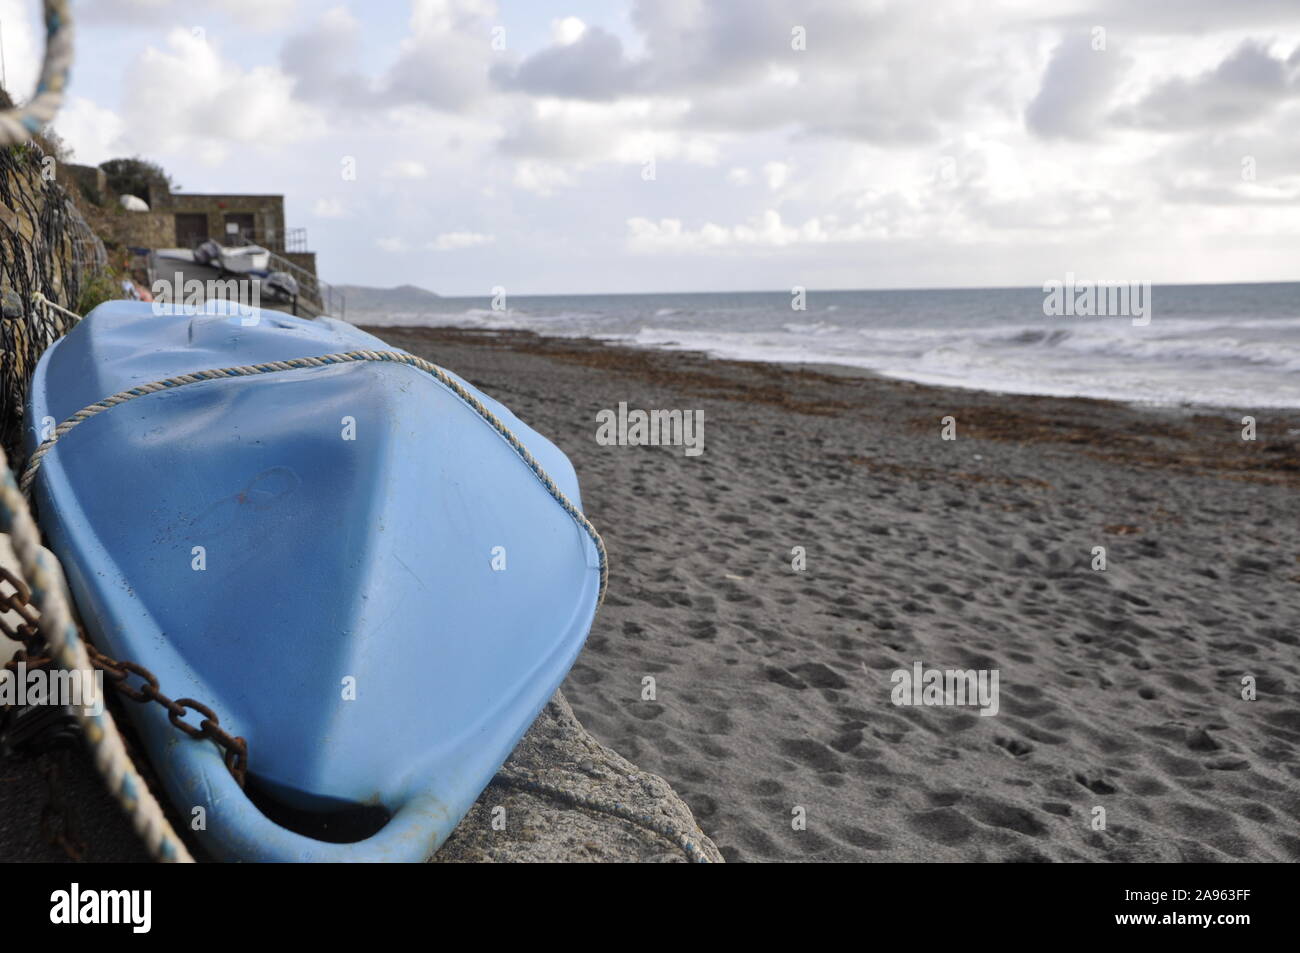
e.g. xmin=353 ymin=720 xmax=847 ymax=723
xmin=264 ymin=248 xmax=345 ymax=318
xmin=282 ymin=227 xmax=308 ymax=253
xmin=222 ymin=226 xmax=309 ymax=254
xmin=173 ymin=227 xmax=343 ymax=318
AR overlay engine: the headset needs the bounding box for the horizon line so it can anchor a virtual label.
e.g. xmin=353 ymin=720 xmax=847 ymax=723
xmin=334 ymin=277 xmax=1300 ymax=300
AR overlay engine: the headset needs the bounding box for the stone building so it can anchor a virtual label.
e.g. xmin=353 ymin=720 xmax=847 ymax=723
xmin=162 ymin=191 xmax=317 ymax=281
xmin=55 ymin=165 xmax=320 ymax=285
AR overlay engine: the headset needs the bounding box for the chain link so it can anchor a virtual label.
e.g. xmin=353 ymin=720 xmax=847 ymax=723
xmin=1 ymin=566 xmax=248 ymax=785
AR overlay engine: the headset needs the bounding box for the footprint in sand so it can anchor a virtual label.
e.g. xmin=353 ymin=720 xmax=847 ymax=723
xmin=907 ymin=808 xmax=977 ymax=846
xmin=994 ymin=736 xmax=1034 ymax=757
xmin=764 ymin=666 xmax=807 ymax=689
xmin=1074 ymin=773 xmax=1119 ymax=795
xmin=841 ymin=827 xmax=892 ymax=850
xmin=778 ymin=738 xmax=845 ymax=773
xmin=967 ymin=797 xmax=1049 ymax=837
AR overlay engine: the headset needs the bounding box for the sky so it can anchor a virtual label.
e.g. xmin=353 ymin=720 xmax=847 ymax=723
xmin=2 ymin=0 xmax=1298 ymax=295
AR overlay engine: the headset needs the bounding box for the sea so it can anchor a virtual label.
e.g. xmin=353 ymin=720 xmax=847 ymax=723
xmin=346 ymin=282 xmax=1300 ymax=409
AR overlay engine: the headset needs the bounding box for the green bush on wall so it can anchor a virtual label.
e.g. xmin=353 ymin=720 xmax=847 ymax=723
xmin=75 ymin=270 xmax=125 ymax=316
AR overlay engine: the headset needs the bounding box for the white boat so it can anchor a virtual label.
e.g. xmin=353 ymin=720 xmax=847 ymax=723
xmin=192 ymin=240 xmax=270 ymax=274
xmin=219 ymin=244 xmax=270 ymax=274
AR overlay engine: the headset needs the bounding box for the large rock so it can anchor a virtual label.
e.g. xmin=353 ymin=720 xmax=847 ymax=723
xmin=435 ymin=692 xmax=722 ymax=863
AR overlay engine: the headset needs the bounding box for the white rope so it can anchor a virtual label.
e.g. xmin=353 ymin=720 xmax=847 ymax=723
xmin=7 ymin=292 xmax=193 ymax=861
xmin=31 ymin=290 xmax=79 ymax=323
xmin=0 ymin=1 xmax=73 ymax=147
xmin=0 ymin=449 xmax=193 ymax=862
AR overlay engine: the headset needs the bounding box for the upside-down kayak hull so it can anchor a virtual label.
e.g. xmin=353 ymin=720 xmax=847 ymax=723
xmin=25 ymin=301 xmax=601 ymax=861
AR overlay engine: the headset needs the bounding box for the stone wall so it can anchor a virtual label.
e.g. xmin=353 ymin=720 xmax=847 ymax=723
xmin=115 ymin=211 xmax=177 ymax=250
xmin=165 ymin=193 xmax=287 ymax=250
xmin=55 ymin=162 xmax=107 ymax=205
xmin=283 ymin=251 xmax=317 ymax=276
xmin=0 ymin=143 xmax=106 ymax=460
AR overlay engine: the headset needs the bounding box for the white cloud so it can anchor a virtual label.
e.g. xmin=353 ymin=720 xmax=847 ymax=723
xmin=494 ymin=22 xmax=637 ymax=100
xmin=384 ymin=160 xmax=430 ymax=179
xmin=627 ymin=211 xmax=873 ymax=251
xmin=1025 ymin=31 xmax=1132 ymax=139
xmin=44 ymin=0 xmax=1300 ymax=293
xmin=762 ymin=161 xmax=790 ymax=191
xmin=1115 ymin=39 xmax=1300 ymax=131
xmin=120 ymin=28 xmax=325 ymax=162
xmin=499 ymin=96 xmax=719 ymax=167
xmin=429 ymin=231 xmax=494 ymax=250
xmin=211 ymin=0 xmax=297 ymax=30
xmin=87 ymin=0 xmax=172 ymax=15
xmin=85 ymin=0 xmax=295 ymax=30
xmin=0 ymin=0 xmax=41 ymax=98
xmin=280 ymin=6 xmax=371 ymax=106
xmin=50 ymin=97 xmax=125 ymax=165
xmin=408 ymin=0 xmax=497 ymax=35
xmin=551 ymin=17 xmax=588 ymax=46
xmin=312 ymin=197 xmax=347 ymax=218
xmin=512 ymin=160 xmax=578 ymax=195
xmin=384 ymin=0 xmax=500 ymax=111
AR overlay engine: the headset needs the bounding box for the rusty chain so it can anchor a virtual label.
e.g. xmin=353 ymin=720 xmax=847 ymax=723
xmin=0 ymin=566 xmax=248 ymax=785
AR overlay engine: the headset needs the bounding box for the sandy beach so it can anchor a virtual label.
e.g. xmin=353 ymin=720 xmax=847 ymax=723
xmin=2 ymin=325 xmax=1296 ymax=863
xmin=374 ymin=325 xmax=1300 ymax=863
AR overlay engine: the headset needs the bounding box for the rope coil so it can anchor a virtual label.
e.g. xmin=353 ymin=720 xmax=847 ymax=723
xmin=0 ymin=1 xmax=74 ymax=146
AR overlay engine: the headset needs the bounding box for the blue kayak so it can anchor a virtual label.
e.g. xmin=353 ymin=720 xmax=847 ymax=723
xmin=24 ymin=301 xmax=603 ymax=861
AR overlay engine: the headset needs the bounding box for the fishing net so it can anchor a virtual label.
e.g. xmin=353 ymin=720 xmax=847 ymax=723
xmin=0 ymin=140 xmax=104 ymax=464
